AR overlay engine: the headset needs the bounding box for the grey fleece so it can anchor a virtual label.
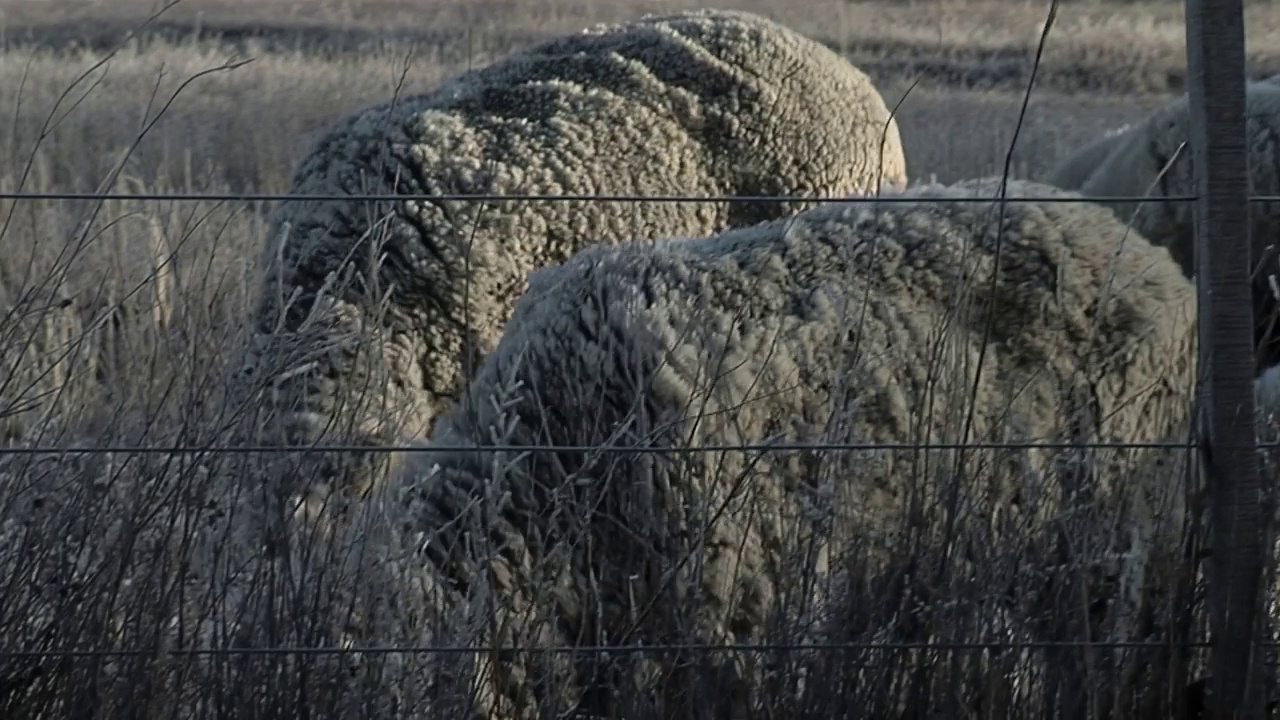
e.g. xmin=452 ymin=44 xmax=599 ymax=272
xmin=1074 ymin=82 xmax=1280 ymax=370
xmin=241 ymin=9 xmax=908 ymax=513
xmin=384 ymin=178 xmax=1198 ymax=718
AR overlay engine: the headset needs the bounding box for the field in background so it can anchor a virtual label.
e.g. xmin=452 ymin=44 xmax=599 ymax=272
xmin=4 ymin=0 xmax=1248 ymax=431
xmin=0 ymin=0 xmax=1274 ymax=715
xmin=13 ymin=0 xmax=1280 ymax=198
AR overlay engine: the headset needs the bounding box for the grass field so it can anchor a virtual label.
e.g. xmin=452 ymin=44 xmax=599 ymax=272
xmin=11 ymin=0 xmax=1280 ymax=194
xmin=0 ymin=0 xmax=1274 ymax=716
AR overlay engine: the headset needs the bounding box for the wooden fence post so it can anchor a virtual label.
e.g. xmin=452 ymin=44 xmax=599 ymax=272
xmin=1185 ymin=0 xmax=1266 ymax=717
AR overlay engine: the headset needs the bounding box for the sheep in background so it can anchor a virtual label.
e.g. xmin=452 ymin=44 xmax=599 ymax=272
xmin=357 ymin=178 xmax=1197 ymax=718
xmin=239 ymin=8 xmax=909 ymax=533
xmin=1068 ymin=81 xmax=1280 ymax=371
xmin=1042 ymin=122 xmax=1132 ymax=192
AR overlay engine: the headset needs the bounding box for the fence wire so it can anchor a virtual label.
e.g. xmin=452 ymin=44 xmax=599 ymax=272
xmin=0 ymin=440 xmax=1213 ymax=455
xmin=0 ymin=189 xmax=1225 ymax=204
xmin=0 ymin=640 xmax=1256 ymax=661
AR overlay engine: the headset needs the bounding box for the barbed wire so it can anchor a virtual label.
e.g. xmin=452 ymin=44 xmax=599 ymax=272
xmin=0 ymin=190 xmax=1217 ymax=204
xmin=0 ymin=639 xmax=1253 ymax=660
xmin=0 ymin=439 xmax=1211 ymax=456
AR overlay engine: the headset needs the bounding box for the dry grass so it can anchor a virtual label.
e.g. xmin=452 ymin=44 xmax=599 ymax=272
xmin=0 ymin=14 xmax=1172 ymax=195
xmin=0 ymin=0 xmax=1277 ymax=716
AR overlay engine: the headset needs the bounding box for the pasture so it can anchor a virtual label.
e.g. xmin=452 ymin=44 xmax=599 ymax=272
xmin=1 ymin=0 xmax=1277 ymax=716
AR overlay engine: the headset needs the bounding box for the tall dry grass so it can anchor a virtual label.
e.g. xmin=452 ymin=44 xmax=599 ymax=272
xmin=0 ymin=1 xmax=1277 ymax=717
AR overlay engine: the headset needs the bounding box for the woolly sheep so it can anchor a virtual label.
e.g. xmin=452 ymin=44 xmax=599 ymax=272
xmin=375 ymin=177 xmax=1198 ymax=718
xmin=240 ymin=8 xmax=910 ymax=519
xmin=1073 ymin=81 xmax=1280 ymax=371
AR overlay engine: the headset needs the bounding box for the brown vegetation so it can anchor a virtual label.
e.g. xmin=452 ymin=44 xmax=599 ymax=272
xmin=0 ymin=0 xmax=1276 ymax=717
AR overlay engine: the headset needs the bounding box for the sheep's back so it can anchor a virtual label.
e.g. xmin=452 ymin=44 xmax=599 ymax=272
xmin=553 ymin=9 xmax=911 ymax=220
xmin=455 ymin=177 xmax=1197 ymax=538
xmin=410 ymin=177 xmax=1197 ymax=718
xmin=263 ymin=9 xmax=905 ymax=328
xmin=1079 ymin=84 xmax=1280 ymax=369
xmin=1043 ymin=123 xmax=1131 ymax=192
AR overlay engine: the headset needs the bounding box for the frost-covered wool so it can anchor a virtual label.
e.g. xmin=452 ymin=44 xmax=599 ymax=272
xmin=241 ymin=8 xmax=909 ymax=512
xmin=384 ymin=178 xmax=1198 ymax=718
xmin=1043 ymin=122 xmax=1131 ymax=191
xmin=1076 ymin=81 xmax=1280 ymax=370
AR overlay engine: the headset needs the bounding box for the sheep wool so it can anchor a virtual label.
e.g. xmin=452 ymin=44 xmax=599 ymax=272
xmin=242 ymin=8 xmax=909 ymax=515
xmin=1076 ymin=81 xmax=1280 ymax=370
xmin=385 ymin=178 xmax=1199 ymax=718
xmin=1042 ymin=122 xmax=1132 ymax=192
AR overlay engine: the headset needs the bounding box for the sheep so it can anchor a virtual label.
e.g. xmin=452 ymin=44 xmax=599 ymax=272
xmin=238 ymin=8 xmax=910 ymax=531
xmin=369 ymin=177 xmax=1198 ymax=718
xmin=1042 ymin=122 xmax=1132 ymax=192
xmin=1071 ymin=81 xmax=1280 ymax=371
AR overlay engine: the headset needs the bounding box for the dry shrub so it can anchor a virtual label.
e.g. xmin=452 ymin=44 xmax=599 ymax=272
xmin=0 ymin=36 xmax=536 ymax=716
xmin=0 ymin=159 xmax=252 ymax=440
xmin=5 ymin=372 xmax=1274 ymax=718
xmin=0 ymin=167 xmax=321 ymax=716
xmin=84 ymin=176 xmax=177 ymax=383
xmin=0 ymin=283 xmax=88 ymax=443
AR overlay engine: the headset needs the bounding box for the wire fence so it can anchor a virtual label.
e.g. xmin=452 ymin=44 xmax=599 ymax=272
xmin=0 ymin=440 xmax=1215 ymax=454
xmin=0 ymin=190 xmax=1214 ymax=203
xmin=0 ymin=0 xmax=1272 ymax=716
xmin=0 ymin=640 xmax=1264 ymax=661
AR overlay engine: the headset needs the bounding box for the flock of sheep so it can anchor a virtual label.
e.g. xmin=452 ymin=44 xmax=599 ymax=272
xmin=7 ymin=6 xmax=1280 ymax=717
